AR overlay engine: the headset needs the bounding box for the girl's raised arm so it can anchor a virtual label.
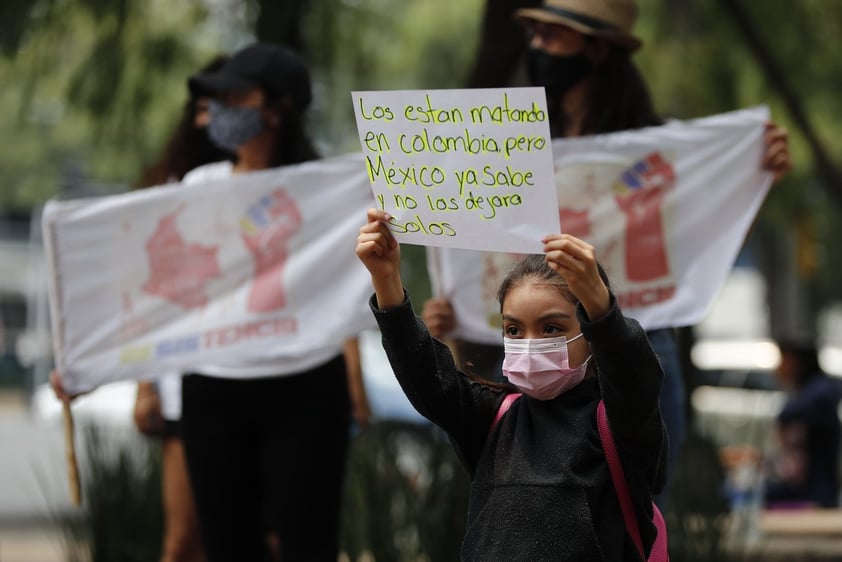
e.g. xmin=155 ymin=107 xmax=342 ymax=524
xmin=356 ymin=208 xmax=404 ymax=309
xmin=542 ymin=233 xmax=611 ymax=320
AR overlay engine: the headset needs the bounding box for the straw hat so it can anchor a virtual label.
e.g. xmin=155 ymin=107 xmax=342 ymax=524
xmin=515 ymin=0 xmax=643 ymax=51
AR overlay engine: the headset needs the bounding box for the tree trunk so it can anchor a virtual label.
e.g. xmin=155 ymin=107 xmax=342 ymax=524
xmin=253 ymin=0 xmax=310 ymax=53
xmin=718 ymin=0 xmax=842 ymax=208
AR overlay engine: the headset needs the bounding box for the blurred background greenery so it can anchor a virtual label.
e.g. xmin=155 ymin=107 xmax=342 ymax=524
xmin=0 ymin=0 xmax=840 ymax=321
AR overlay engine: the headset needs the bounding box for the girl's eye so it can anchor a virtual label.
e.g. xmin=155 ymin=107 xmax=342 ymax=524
xmin=543 ymin=325 xmax=562 ymax=335
xmin=504 ymin=325 xmax=520 ymax=337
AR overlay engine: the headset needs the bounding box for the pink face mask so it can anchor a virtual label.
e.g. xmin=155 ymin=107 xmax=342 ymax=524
xmin=502 ymin=333 xmax=590 ymax=400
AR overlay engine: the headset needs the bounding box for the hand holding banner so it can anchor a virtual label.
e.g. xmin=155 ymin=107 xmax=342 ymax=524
xmin=43 ymin=154 xmax=378 ymax=394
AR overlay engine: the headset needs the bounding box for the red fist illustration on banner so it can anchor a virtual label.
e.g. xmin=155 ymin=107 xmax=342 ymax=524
xmin=614 ymin=152 xmax=675 ymax=282
xmin=240 ymin=188 xmax=302 ymax=312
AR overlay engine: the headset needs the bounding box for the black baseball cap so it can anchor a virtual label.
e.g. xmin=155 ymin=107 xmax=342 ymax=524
xmin=188 ymin=43 xmax=312 ymax=112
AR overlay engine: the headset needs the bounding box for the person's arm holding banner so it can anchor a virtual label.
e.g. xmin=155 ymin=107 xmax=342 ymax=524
xmin=343 ymin=338 xmax=372 ymax=428
xmin=134 ymin=381 xmax=165 ymax=435
xmin=50 ymin=370 xmax=97 ymax=403
xmin=420 ymin=297 xmax=468 ymax=371
xmin=763 ymin=121 xmax=791 ymax=183
xmin=421 ymin=297 xmax=456 ymax=339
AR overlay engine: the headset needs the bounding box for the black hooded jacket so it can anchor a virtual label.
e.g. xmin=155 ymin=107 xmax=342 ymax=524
xmin=372 ymin=291 xmax=668 ymax=561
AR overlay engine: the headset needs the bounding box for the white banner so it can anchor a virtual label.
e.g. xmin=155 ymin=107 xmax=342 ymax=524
xmin=44 ymin=153 xmax=379 ymax=394
xmin=427 ymin=107 xmax=773 ymax=343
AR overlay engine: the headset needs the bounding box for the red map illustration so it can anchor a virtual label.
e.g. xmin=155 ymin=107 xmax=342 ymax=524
xmin=142 ymin=206 xmax=221 ymax=309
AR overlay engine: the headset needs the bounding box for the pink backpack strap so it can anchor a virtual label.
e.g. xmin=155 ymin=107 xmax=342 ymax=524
xmin=489 ymin=393 xmax=521 ymax=436
xmin=598 ymin=400 xmax=669 ymax=562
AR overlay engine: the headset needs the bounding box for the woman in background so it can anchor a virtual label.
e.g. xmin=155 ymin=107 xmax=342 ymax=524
xmin=422 ymin=0 xmax=792 ymax=507
xmin=179 ymin=42 xmax=368 ymax=562
xmin=765 ymin=339 xmax=841 ymax=508
xmin=132 ymin=55 xmax=231 ymax=562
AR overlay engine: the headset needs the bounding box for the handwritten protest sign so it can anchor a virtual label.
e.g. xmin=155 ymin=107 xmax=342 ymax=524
xmin=352 ymin=88 xmax=560 ymax=254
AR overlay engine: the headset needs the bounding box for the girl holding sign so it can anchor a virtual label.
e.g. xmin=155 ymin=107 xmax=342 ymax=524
xmin=357 ymin=208 xmax=667 ymax=560
xmin=422 ymin=0 xmax=792 ymax=508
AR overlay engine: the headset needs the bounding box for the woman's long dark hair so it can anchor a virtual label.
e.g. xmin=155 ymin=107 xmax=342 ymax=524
xmin=135 ymin=56 xmax=232 ymax=188
xmin=265 ymin=93 xmax=319 ymax=167
xmin=555 ymin=43 xmax=663 ymax=137
xmin=580 ymin=45 xmax=663 ymax=134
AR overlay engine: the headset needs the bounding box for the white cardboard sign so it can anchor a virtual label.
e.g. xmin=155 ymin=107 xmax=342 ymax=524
xmin=352 ymin=88 xmax=560 ymax=254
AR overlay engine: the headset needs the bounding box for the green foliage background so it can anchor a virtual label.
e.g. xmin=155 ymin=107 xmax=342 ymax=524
xmin=0 ymin=0 xmax=485 ymax=206
xmin=2 ymin=0 xmax=840 ymax=312
xmin=3 ymin=2 xmax=832 ymax=199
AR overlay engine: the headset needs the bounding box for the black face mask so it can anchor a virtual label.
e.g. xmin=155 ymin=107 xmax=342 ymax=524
xmin=527 ymin=48 xmax=593 ymax=126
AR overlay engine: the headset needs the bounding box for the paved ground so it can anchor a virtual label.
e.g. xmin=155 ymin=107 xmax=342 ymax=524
xmin=0 ymin=391 xmax=71 ymax=517
xmin=0 ymin=362 xmax=419 ymax=562
xmin=0 ymin=523 xmax=65 ymax=562
xmin=0 ymin=390 xmax=72 ymax=562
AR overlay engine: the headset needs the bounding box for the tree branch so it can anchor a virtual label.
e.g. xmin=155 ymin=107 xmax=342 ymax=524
xmin=719 ymin=0 xmax=842 ymax=207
